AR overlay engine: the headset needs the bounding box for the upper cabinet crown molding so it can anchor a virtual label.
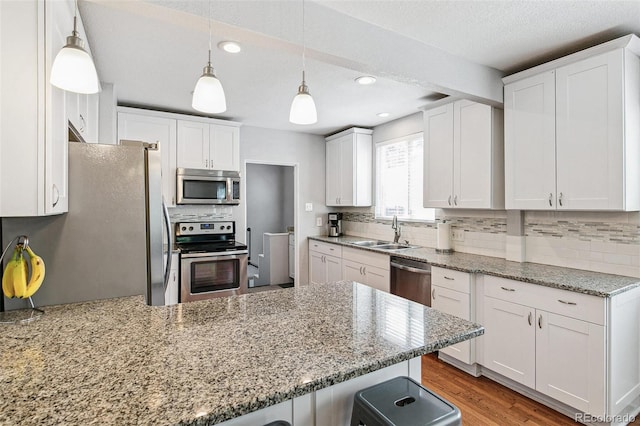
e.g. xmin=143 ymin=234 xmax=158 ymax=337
xmin=116 ymin=106 xmax=242 ymax=128
xmin=325 ymin=127 xmax=373 ymax=207
xmin=504 ymin=38 xmax=640 ymax=211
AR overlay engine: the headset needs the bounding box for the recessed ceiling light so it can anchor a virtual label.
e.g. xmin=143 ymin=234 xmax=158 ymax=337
xmin=355 ymin=76 xmax=377 ymax=85
xmin=377 ymin=112 xmax=390 ymax=118
xmin=218 ymin=41 xmax=241 ymax=53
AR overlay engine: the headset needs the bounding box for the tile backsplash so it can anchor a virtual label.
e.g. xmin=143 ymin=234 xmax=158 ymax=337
xmin=339 ymin=208 xmax=640 ymax=278
xmin=168 ymin=205 xmax=233 ymax=223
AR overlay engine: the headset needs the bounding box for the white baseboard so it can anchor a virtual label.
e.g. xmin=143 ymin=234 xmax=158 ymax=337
xmin=437 ymin=352 xmax=481 ymax=377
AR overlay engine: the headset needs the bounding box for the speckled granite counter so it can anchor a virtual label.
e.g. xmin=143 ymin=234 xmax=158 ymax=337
xmin=0 ymin=282 xmax=482 ymax=425
xmin=310 ymin=236 xmax=640 ymax=297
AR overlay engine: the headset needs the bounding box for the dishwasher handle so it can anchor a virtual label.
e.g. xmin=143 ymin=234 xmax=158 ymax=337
xmin=390 ymin=261 xmax=431 ymax=275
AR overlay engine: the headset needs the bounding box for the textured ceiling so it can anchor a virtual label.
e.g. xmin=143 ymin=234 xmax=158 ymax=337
xmin=79 ymin=0 xmax=640 ymax=136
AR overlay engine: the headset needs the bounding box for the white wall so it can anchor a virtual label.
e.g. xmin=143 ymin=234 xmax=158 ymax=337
xmin=237 ymin=126 xmax=328 ymax=285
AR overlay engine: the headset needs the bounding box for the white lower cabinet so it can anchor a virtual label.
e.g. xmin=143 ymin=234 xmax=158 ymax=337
xmin=308 ymin=241 xmax=342 ymax=285
xmin=482 ymin=275 xmax=608 ymax=417
xmin=430 ymin=267 xmax=475 ymax=364
xmin=342 ymin=247 xmax=390 ymax=293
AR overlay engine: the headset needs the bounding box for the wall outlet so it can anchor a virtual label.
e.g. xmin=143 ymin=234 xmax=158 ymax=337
xmin=316 ymin=217 xmax=323 ymax=227
xmin=452 ymin=229 xmax=465 ymax=242
xmin=305 ymin=203 xmax=313 ymax=212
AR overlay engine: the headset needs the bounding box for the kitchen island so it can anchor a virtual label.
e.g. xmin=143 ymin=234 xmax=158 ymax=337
xmin=0 ymin=281 xmax=482 ymax=425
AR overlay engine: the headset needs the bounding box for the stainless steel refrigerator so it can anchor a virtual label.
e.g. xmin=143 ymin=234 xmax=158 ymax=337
xmin=1 ymin=141 xmax=171 ymax=310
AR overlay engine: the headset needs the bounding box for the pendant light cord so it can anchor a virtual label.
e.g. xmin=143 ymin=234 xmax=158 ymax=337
xmin=302 ymin=0 xmax=306 ymax=81
xmin=208 ymin=0 xmax=212 ymax=65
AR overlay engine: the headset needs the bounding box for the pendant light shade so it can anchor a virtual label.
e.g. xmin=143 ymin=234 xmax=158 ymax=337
xmin=192 ymin=0 xmax=227 ymax=114
xmin=289 ymin=0 xmax=317 ymax=125
xmin=192 ymin=64 xmax=226 ymax=113
xmin=289 ymin=72 xmax=317 ymax=125
xmin=50 ymin=16 xmax=99 ymax=94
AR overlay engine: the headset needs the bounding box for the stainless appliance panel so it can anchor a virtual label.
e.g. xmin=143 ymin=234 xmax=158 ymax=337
xmin=390 ymin=257 xmax=431 ymax=307
xmin=176 ymin=168 xmax=240 ymax=205
xmin=180 ymin=252 xmax=248 ymax=302
xmin=2 ymin=142 xmax=165 ymax=309
xmin=144 ymin=145 xmax=166 ymax=306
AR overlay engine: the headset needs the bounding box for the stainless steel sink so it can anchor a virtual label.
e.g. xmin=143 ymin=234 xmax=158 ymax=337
xmin=373 ymin=243 xmax=417 ymax=251
xmin=350 ymin=240 xmax=389 ymax=247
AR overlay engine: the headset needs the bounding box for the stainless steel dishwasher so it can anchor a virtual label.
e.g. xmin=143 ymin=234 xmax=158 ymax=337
xmin=390 ymin=257 xmax=431 ymax=306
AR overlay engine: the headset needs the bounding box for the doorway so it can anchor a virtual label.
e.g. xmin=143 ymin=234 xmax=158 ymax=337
xmin=245 ymin=163 xmax=295 ymax=288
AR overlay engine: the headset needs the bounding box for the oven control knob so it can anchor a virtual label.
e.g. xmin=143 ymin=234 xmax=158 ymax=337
xmin=226 ymin=226 xmax=231 ymax=230
xmin=189 ymin=226 xmax=194 ymax=231
xmin=220 ymin=225 xmax=225 ymax=230
xmin=181 ymin=226 xmax=186 ymax=231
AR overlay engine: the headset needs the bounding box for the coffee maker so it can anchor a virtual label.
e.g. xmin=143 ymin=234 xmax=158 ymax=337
xmin=328 ymin=212 xmax=343 ymax=237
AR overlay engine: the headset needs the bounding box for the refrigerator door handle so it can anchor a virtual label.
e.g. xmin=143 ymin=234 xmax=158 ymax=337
xmin=162 ymin=198 xmax=172 ymax=291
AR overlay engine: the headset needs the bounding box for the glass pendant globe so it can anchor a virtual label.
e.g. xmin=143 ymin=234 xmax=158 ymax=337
xmin=289 ymin=92 xmax=317 ymax=125
xmin=192 ymin=70 xmax=227 ymax=114
xmin=50 ymin=44 xmax=100 ymax=94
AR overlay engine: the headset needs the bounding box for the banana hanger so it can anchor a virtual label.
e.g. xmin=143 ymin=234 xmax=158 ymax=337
xmin=0 ymin=235 xmax=44 ymax=324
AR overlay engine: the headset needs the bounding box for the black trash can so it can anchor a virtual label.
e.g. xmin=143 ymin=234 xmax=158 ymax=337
xmin=350 ymin=376 xmax=461 ymax=426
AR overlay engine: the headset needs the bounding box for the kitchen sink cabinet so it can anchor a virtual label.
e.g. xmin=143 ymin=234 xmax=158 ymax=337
xmin=0 ymin=0 xmax=90 ymax=216
xmin=342 ymin=247 xmax=390 ymax=293
xmin=117 ymin=108 xmax=177 ymax=206
xmin=422 ymin=99 xmax=504 ymax=210
xmin=325 ymin=127 xmax=372 ymax=207
xmin=504 ymin=37 xmax=640 ymax=211
xmin=430 ymin=267 xmax=475 ymax=365
xmin=176 ymin=119 xmax=240 ymax=172
xmin=309 ymin=241 xmax=342 ymax=285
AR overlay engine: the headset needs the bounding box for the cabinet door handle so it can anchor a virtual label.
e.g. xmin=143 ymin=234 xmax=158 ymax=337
xmin=500 ymin=286 xmax=516 ymax=292
xmin=322 ymin=255 xmax=326 ymax=263
xmin=362 ymin=266 xmax=366 ymax=275
xmin=448 ymin=195 xmax=452 ymax=206
xmin=359 ymin=266 xmax=363 ymax=274
xmin=431 ymin=288 xmax=436 ymax=300
xmin=52 ymin=184 xmax=60 ymax=208
xmin=79 ymin=113 xmax=86 ymax=133
xmin=558 ymin=192 xmax=564 ymax=207
xmin=558 ymin=299 xmax=577 ymax=306
xmin=453 ymin=195 xmax=458 ymax=206
xmin=548 ymin=193 xmax=553 ymax=206
xmin=528 ymin=312 xmax=532 ymax=326
xmin=538 ymin=314 xmax=543 ymax=329
xmin=444 ymin=276 xmax=455 ymax=281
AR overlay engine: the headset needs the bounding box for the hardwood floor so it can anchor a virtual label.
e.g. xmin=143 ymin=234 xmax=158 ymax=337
xmin=421 ymin=353 xmax=640 ymax=426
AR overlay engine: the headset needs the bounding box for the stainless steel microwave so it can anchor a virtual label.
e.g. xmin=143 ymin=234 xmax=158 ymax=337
xmin=176 ymin=168 xmax=240 ymax=205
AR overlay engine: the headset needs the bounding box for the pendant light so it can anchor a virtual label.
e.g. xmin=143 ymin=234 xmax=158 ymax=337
xmin=50 ymin=0 xmax=100 ymax=94
xmin=289 ymin=0 xmax=317 ymax=125
xmin=192 ymin=0 xmax=226 ymax=114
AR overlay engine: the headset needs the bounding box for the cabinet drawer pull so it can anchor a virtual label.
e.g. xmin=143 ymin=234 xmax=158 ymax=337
xmin=500 ymin=286 xmax=516 ymax=292
xmin=329 ymin=248 xmax=334 ymax=251
xmin=431 ymin=288 xmax=436 ymax=300
xmin=444 ymin=276 xmax=455 ymax=281
xmin=359 ymin=266 xmax=363 ymax=275
xmin=528 ymin=312 xmax=532 ymax=326
xmin=548 ymin=193 xmax=553 ymax=206
xmin=558 ymin=299 xmax=577 ymax=306
xmin=538 ymin=314 xmax=543 ymax=329
xmin=362 ymin=266 xmax=366 ymax=275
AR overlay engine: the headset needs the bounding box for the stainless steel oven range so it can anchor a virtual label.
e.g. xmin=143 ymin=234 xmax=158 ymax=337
xmin=175 ymin=221 xmax=248 ymax=302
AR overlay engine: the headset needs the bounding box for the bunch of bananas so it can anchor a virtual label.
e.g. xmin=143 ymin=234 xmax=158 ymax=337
xmin=2 ymin=244 xmax=45 ymax=299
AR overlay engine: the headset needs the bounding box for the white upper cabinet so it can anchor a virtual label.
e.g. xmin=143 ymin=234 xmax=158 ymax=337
xmin=423 ymin=99 xmax=504 ymax=209
xmin=117 ymin=109 xmax=178 ymax=206
xmin=176 ymin=119 xmax=240 ymax=172
xmin=325 ymin=128 xmax=372 ymax=207
xmin=0 ymin=0 xmax=90 ymax=216
xmin=504 ymin=35 xmax=640 ymax=211
xmin=504 ymin=71 xmax=556 ymax=209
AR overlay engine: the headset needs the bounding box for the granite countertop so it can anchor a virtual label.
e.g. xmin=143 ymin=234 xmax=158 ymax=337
xmin=310 ymin=236 xmax=640 ymax=297
xmin=0 ymin=282 xmax=483 ymax=425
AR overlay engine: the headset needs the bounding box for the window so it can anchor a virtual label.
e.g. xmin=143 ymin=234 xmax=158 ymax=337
xmin=375 ymin=133 xmax=435 ymax=221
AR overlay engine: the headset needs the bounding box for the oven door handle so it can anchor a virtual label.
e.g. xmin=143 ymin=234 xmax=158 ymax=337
xmin=181 ymin=250 xmax=249 ymax=259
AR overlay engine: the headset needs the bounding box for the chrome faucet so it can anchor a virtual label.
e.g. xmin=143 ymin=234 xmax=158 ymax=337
xmin=391 ymin=215 xmax=401 ymax=243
